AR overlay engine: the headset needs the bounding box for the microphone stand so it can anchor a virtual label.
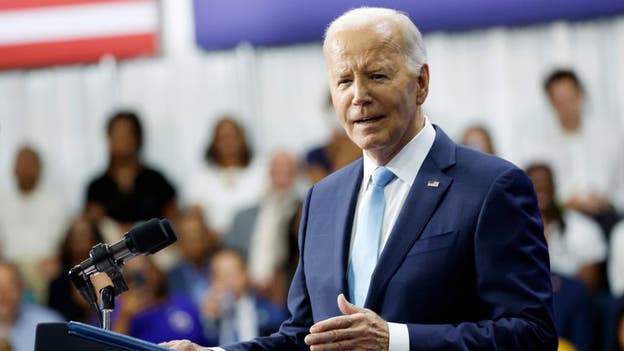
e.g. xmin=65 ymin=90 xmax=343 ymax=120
xmin=69 ymin=242 xmax=130 ymax=330
xmin=100 ymin=286 xmax=115 ymax=330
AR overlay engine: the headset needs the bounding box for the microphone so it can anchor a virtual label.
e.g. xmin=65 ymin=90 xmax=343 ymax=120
xmin=73 ymin=218 xmax=177 ymax=277
xmin=69 ymin=218 xmax=177 ymax=328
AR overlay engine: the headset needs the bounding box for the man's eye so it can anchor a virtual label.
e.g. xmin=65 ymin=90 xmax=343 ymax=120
xmin=339 ymin=79 xmax=352 ymax=85
xmin=371 ymin=74 xmax=387 ymax=81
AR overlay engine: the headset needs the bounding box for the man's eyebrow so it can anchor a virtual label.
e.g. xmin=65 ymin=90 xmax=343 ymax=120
xmin=331 ymin=65 xmax=350 ymax=76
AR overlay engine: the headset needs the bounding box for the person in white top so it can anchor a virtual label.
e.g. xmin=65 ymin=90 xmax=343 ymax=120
xmin=0 ymin=146 xmax=68 ymax=302
xmin=536 ymin=70 xmax=624 ymax=235
xmin=609 ymin=221 xmax=624 ymax=298
xmin=184 ymin=117 xmax=265 ymax=236
xmin=526 ymin=163 xmax=607 ymax=294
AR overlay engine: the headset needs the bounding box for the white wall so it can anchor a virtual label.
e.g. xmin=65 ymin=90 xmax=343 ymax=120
xmin=1 ymin=0 xmax=623 ymax=216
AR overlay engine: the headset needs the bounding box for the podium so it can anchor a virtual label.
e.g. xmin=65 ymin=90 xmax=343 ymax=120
xmin=35 ymin=321 xmax=171 ymax=351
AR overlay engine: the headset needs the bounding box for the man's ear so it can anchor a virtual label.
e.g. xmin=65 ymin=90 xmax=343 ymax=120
xmin=416 ymin=64 xmax=429 ymax=105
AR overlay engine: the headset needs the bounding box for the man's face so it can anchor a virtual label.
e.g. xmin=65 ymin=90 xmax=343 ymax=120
xmin=325 ymin=25 xmax=428 ymax=163
xmin=270 ymin=153 xmax=296 ymax=192
xmin=547 ymin=78 xmax=582 ymax=127
xmin=211 ymin=252 xmax=248 ymax=298
xmin=108 ymin=119 xmax=139 ymax=159
xmin=14 ymin=148 xmax=40 ymax=191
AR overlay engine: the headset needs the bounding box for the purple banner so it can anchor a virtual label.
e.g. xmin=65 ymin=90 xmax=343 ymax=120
xmin=193 ymin=0 xmax=624 ymax=50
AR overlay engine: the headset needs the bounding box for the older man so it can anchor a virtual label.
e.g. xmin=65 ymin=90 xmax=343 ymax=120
xmin=164 ymin=7 xmax=557 ymax=351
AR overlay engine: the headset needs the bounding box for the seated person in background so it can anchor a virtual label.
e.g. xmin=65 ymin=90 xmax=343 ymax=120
xmin=201 ymin=250 xmax=288 ymax=346
xmin=304 ymin=93 xmax=360 ymax=184
xmin=0 ymin=145 xmax=69 ymax=303
xmin=47 ymin=216 xmax=104 ymax=322
xmin=0 ymin=261 xmax=63 ymax=351
xmin=537 ymin=69 xmax=624 ymax=235
xmin=610 ymin=300 xmax=624 ymax=351
xmin=111 ymin=256 xmax=207 ymax=345
xmin=527 ymin=163 xmax=607 ymax=294
xmin=461 ymin=124 xmax=496 ymax=155
xmin=226 ymin=152 xmax=300 ymax=304
xmin=168 ymin=211 xmax=218 ymax=306
xmin=609 ymin=221 xmax=624 ymax=298
xmin=551 ymin=273 xmax=594 ymax=351
xmin=85 ymin=110 xmax=179 ymax=232
xmin=184 ymin=117 xmax=264 ymax=236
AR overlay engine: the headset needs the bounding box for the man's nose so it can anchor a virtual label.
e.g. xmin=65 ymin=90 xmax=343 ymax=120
xmin=352 ymin=78 xmax=372 ymax=107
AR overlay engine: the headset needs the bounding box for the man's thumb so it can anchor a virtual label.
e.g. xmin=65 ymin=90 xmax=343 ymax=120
xmin=337 ymin=293 xmax=362 ymax=315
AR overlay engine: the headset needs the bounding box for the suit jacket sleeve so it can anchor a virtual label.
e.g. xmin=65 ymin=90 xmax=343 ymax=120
xmin=405 ymin=168 xmax=558 ymax=350
xmin=223 ymin=188 xmax=315 ymax=351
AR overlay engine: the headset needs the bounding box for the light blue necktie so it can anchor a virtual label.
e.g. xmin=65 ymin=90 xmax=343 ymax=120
xmin=348 ymin=166 xmax=396 ymax=307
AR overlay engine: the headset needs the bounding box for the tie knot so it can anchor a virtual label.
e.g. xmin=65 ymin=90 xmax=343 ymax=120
xmin=371 ymin=167 xmax=396 ymax=188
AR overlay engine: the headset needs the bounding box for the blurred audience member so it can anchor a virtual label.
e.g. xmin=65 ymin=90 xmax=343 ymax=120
xmin=85 ymin=110 xmax=178 ymax=231
xmin=538 ymin=69 xmax=624 ymax=235
xmin=527 ymin=163 xmax=607 ymax=294
xmin=112 ymin=256 xmax=207 ymax=344
xmin=461 ymin=124 xmax=496 ymax=155
xmin=610 ymin=300 xmax=624 ymax=351
xmin=304 ymin=93 xmax=360 ymax=184
xmin=609 ymin=221 xmax=624 ymax=298
xmin=168 ymin=211 xmax=218 ymax=306
xmin=0 ymin=261 xmax=63 ymax=351
xmin=0 ymin=146 xmax=68 ymax=302
xmin=551 ymin=273 xmax=593 ymax=351
xmin=201 ymin=250 xmax=288 ymax=346
xmin=47 ymin=216 xmax=103 ymax=322
xmin=184 ymin=117 xmax=264 ymax=236
xmin=226 ymin=152 xmax=300 ymax=303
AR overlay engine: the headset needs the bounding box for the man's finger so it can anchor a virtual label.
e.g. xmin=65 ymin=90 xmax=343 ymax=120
xmin=337 ymin=293 xmax=362 ymax=315
xmin=309 ymin=314 xmax=357 ymax=333
xmin=158 ymin=340 xmax=196 ymax=351
xmin=304 ymin=327 xmax=363 ymax=345
xmin=309 ymin=339 xmax=357 ymax=351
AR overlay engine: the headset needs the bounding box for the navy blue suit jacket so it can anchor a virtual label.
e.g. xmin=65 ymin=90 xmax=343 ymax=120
xmin=225 ymin=126 xmax=557 ymax=350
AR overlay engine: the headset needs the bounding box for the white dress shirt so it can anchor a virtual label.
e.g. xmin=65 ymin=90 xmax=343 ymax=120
xmin=0 ymin=187 xmax=68 ymax=260
xmin=349 ymin=117 xmax=436 ymax=351
xmin=546 ymin=210 xmax=607 ymax=277
xmin=524 ymin=120 xmax=624 ymax=212
xmin=212 ymin=118 xmax=436 ymax=351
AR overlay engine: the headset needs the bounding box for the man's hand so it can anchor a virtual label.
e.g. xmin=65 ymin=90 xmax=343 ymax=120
xmin=304 ymin=294 xmax=389 ymax=351
xmin=159 ymin=339 xmax=207 ymax=351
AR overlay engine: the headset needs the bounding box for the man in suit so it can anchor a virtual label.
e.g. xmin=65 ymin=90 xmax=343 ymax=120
xmin=163 ymin=7 xmax=557 ymax=351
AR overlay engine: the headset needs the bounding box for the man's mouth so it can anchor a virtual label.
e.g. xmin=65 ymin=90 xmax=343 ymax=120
xmin=354 ymin=115 xmax=385 ymax=124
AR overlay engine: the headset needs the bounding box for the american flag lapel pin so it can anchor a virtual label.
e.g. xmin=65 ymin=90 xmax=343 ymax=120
xmin=427 ymin=180 xmax=440 ymax=188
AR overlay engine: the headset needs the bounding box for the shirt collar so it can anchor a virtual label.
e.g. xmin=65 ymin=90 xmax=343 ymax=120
xmin=362 ymin=116 xmax=436 ymax=188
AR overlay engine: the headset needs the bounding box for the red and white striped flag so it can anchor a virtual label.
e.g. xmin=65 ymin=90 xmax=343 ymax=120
xmin=0 ymin=0 xmax=160 ymax=70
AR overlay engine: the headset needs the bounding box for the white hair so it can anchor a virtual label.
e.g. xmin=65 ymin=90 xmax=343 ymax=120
xmin=323 ymin=7 xmax=427 ymax=75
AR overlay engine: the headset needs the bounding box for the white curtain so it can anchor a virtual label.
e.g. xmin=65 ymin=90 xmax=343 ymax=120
xmin=1 ymin=0 xmax=623 ymax=217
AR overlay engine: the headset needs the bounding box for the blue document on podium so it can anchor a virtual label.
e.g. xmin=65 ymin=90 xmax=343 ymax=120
xmin=67 ymin=321 xmax=171 ymax=351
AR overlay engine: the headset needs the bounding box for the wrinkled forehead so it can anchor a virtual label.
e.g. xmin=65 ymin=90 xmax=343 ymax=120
xmin=325 ymin=28 xmax=404 ymax=75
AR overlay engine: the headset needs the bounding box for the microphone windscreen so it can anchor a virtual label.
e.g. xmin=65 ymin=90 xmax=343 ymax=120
xmin=126 ymin=218 xmax=177 ymax=255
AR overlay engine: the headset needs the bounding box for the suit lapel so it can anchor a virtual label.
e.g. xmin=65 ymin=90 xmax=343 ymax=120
xmin=365 ymin=126 xmax=456 ymax=310
xmin=332 ymin=160 xmax=363 ymax=296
